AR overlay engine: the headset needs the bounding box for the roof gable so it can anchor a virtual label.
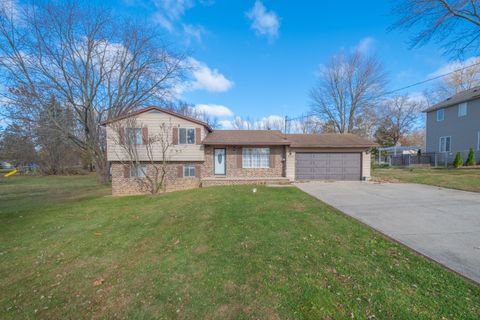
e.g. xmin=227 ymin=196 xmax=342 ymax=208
xmin=101 ymin=106 xmax=213 ymax=131
xmin=424 ymin=86 xmax=480 ymax=113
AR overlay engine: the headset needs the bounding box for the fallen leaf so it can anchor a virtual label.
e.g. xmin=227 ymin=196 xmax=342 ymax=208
xmin=93 ymin=278 xmax=104 ymax=287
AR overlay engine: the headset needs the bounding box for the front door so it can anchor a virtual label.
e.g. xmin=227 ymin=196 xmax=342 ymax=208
xmin=214 ymin=148 xmax=226 ymax=175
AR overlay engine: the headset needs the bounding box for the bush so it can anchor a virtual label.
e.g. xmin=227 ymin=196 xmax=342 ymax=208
xmin=466 ymin=147 xmax=476 ymax=166
xmin=453 ymin=152 xmax=464 ymax=168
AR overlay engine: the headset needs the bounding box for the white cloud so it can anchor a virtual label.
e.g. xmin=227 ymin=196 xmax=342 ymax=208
xmin=428 ymin=56 xmax=480 ymax=78
xmin=186 ymin=58 xmax=234 ymax=92
xmin=0 ymin=0 xmax=20 ymax=23
xmin=151 ymin=0 xmax=207 ymax=40
xmin=219 ymin=119 xmax=234 ymax=129
xmin=355 ymin=37 xmax=376 ymax=53
xmin=193 ymin=104 xmax=233 ymax=117
xmin=183 ymin=23 xmax=207 ymax=43
xmin=246 ymin=1 xmax=280 ymax=41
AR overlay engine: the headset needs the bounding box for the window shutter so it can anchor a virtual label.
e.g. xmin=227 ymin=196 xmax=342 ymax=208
xmin=123 ymin=165 xmax=130 ymax=178
xmin=172 ymin=127 xmax=178 ymax=145
xmin=119 ymin=127 xmax=125 ymax=145
xmin=237 ymin=148 xmax=243 ymax=168
xmin=195 ymin=164 xmax=201 ymax=178
xmin=177 ymin=165 xmax=183 ymax=178
xmin=142 ymin=127 xmax=148 ymax=144
xmin=270 ymin=150 xmax=275 ymax=168
xmin=195 ymin=128 xmax=201 ymax=144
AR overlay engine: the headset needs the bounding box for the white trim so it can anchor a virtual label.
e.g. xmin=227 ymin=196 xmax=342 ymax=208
xmin=436 ymin=109 xmax=445 ymax=121
xmin=439 ymin=136 xmax=451 ymax=152
xmin=477 ymin=131 xmax=480 ymax=151
xmin=179 ymin=127 xmax=196 ymax=145
xmin=183 ymin=164 xmax=196 ymax=177
xmin=458 ymin=102 xmax=467 ymax=117
xmin=242 ymin=148 xmax=270 ymax=168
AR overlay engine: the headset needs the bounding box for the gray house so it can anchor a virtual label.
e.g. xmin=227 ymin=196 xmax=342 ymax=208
xmin=424 ymin=86 xmax=480 ymax=163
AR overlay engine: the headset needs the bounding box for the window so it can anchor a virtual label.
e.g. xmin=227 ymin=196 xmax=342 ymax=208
xmin=439 ymin=136 xmax=451 ymax=152
xmin=179 ymin=128 xmax=195 ymax=144
xmin=242 ymin=148 xmax=270 ymax=168
xmin=126 ymin=128 xmax=142 ymax=145
xmin=183 ymin=165 xmax=196 ymax=177
xmin=477 ymin=131 xmax=480 ymax=150
xmin=130 ymin=164 xmax=147 ymax=177
xmin=458 ymin=102 xmax=467 ymax=117
xmin=436 ymin=109 xmax=445 ymax=121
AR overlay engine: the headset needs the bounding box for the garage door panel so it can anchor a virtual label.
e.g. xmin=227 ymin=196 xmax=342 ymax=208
xmin=296 ymin=152 xmax=361 ymax=181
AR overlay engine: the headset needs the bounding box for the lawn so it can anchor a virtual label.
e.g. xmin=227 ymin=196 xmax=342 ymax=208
xmin=373 ymin=167 xmax=480 ymax=193
xmin=1 ymin=176 xmax=479 ymax=319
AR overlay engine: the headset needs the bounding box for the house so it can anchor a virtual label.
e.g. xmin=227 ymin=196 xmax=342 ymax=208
xmin=424 ymin=86 xmax=480 ymax=162
xmin=104 ymin=106 xmax=376 ymax=195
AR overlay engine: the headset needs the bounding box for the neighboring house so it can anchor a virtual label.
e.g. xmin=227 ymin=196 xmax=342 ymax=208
xmin=104 ymin=106 xmax=376 ymax=195
xmin=424 ymin=86 xmax=480 ymax=162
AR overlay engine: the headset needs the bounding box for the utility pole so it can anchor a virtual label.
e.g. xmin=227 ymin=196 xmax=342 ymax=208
xmin=284 ymin=115 xmax=288 ymax=134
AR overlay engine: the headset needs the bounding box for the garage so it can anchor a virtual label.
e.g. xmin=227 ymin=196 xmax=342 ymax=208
xmin=295 ymin=152 xmax=361 ymax=180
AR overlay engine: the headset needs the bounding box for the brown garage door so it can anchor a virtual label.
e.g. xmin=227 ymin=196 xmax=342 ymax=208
xmin=295 ymin=153 xmax=361 ymax=180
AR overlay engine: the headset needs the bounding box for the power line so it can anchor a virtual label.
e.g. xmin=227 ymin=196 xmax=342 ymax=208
xmin=286 ymin=60 xmax=480 ymax=123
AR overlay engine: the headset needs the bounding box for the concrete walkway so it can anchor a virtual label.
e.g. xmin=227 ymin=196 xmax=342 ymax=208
xmin=296 ymin=181 xmax=480 ymax=284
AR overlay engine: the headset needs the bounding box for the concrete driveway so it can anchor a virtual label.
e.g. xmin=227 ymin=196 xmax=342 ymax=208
xmin=296 ymin=181 xmax=480 ymax=284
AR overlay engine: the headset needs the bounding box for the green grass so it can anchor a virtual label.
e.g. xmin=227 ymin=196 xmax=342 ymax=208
xmin=1 ymin=176 xmax=479 ymax=319
xmin=373 ymin=167 xmax=480 ymax=192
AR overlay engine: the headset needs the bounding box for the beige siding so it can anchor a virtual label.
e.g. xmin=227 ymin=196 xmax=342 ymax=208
xmin=286 ymin=146 xmax=296 ymax=181
xmin=288 ymin=147 xmax=372 ymax=181
xmin=106 ymin=109 xmax=207 ymax=162
xmin=362 ymin=151 xmax=371 ymax=180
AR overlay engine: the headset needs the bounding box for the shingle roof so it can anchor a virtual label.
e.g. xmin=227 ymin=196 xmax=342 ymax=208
xmin=423 ymin=86 xmax=480 ymax=113
xmin=101 ymin=106 xmax=213 ymax=131
xmin=286 ymin=133 xmax=377 ymax=148
xmin=202 ymin=130 xmax=290 ymax=145
xmin=202 ymin=131 xmax=376 ymax=148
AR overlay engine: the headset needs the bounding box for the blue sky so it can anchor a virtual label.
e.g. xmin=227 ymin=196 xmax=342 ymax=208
xmin=95 ymin=1 xmax=475 ymax=127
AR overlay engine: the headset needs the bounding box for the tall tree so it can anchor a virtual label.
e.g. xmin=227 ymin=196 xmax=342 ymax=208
xmin=392 ymin=0 xmax=480 ymax=57
xmin=309 ymin=50 xmax=387 ymax=134
xmin=376 ymin=95 xmax=424 ymax=146
xmin=0 ymin=123 xmax=37 ymax=166
xmin=0 ymin=1 xmax=184 ymax=183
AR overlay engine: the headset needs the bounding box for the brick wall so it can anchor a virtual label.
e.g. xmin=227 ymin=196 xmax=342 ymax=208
xmin=203 ymin=146 xmax=285 ymax=178
xmin=111 ymin=162 xmax=203 ymax=196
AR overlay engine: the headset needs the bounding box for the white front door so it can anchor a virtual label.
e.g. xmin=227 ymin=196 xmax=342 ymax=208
xmin=214 ymin=148 xmax=226 ymax=175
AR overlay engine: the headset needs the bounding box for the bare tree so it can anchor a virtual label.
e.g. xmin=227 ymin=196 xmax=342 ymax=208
xmin=165 ymin=100 xmax=220 ymax=128
xmin=109 ymin=117 xmax=177 ymax=194
xmin=392 ymin=0 xmax=480 ymax=57
xmin=379 ymin=95 xmax=424 ymax=145
xmin=310 ymin=50 xmax=387 ymax=134
xmin=424 ymin=57 xmax=480 ymax=102
xmin=0 ymin=1 xmax=184 ymax=183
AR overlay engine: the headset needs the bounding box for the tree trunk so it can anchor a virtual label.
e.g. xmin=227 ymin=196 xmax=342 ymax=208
xmin=94 ymin=156 xmax=110 ymax=184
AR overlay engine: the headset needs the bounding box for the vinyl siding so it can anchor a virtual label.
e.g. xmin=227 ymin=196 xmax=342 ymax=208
xmin=106 ymin=109 xmax=207 ymax=162
xmin=426 ymin=98 xmax=480 ymax=153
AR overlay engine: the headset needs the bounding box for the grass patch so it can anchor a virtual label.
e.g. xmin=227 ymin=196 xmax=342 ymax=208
xmin=1 ymin=176 xmax=479 ymax=319
xmin=373 ymin=167 xmax=480 ymax=192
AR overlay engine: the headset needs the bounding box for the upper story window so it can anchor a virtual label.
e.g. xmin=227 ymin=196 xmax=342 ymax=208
xmin=179 ymin=128 xmax=195 ymax=144
xmin=126 ymin=128 xmax=142 ymax=145
xmin=458 ymin=102 xmax=467 ymax=117
xmin=243 ymin=148 xmax=270 ymax=168
xmin=439 ymin=136 xmax=451 ymax=153
xmin=436 ymin=109 xmax=445 ymax=121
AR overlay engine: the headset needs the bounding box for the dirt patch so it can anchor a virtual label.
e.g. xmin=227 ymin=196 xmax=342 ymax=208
xmin=194 ymin=245 xmax=209 ymax=254
xmin=372 ymin=176 xmax=400 ymax=183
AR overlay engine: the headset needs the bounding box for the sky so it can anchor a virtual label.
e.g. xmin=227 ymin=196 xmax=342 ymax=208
xmin=5 ymin=0 xmax=478 ymax=129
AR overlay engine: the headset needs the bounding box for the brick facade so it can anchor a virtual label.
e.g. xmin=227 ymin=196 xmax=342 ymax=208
xmin=111 ymin=162 xmax=203 ymax=196
xmin=203 ymin=145 xmax=285 ymax=178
